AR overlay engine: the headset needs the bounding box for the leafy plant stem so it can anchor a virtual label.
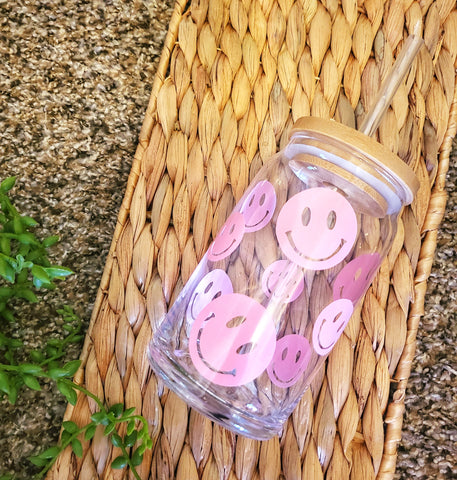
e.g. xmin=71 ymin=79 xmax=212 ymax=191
xmin=34 ymin=425 xmax=87 ymax=479
xmin=60 ymin=378 xmax=104 ymax=411
xmin=119 ymin=443 xmax=142 ymax=480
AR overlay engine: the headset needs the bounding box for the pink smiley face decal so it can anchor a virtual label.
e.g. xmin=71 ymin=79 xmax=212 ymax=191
xmin=261 ymin=260 xmax=304 ymax=303
xmin=312 ymin=299 xmax=353 ymax=356
xmin=208 ymin=212 xmax=245 ymax=261
xmin=240 ymin=181 xmax=277 ymax=232
xmin=267 ymin=334 xmax=311 ymax=388
xmin=186 ymin=269 xmax=234 ymax=322
xmin=189 ymin=293 xmax=277 ymax=387
xmin=333 ymin=253 xmax=381 ymax=304
xmin=276 ymin=188 xmax=358 ymax=270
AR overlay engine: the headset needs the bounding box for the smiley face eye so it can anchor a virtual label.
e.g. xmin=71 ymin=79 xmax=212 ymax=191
xmin=327 ymin=210 xmax=337 ymax=229
xmin=332 ymin=311 xmax=343 ymax=324
xmin=301 ymin=207 xmax=311 ymax=226
xmin=204 ymin=281 xmax=214 ymax=294
xmin=259 ymin=193 xmax=266 ymax=206
xmin=236 ymin=342 xmax=256 ymax=354
xmin=226 ymin=316 xmax=246 ymax=328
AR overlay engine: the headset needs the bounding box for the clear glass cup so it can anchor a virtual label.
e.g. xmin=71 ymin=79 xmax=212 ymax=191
xmin=148 ymin=117 xmax=419 ymax=440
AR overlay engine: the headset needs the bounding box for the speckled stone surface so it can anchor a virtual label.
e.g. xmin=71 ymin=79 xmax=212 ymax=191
xmin=0 ymin=1 xmax=455 ymax=479
xmin=0 ymin=1 xmax=174 ymax=477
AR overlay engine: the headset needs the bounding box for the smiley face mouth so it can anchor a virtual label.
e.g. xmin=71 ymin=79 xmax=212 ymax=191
xmin=285 ymin=231 xmax=346 ymax=262
xmin=189 ymin=292 xmax=203 ymax=320
xmin=245 ymin=210 xmax=271 ymax=229
xmin=210 ymin=238 xmax=237 ymax=258
xmin=270 ymin=367 xmax=302 ymax=386
xmin=195 ymin=314 xmax=236 ymax=376
xmin=317 ymin=319 xmax=346 ymax=351
xmin=266 ymin=271 xmax=300 ymax=300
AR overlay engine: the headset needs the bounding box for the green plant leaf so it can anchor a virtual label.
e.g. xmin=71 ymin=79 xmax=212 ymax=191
xmin=30 ymin=350 xmax=45 ymax=362
xmin=0 ymin=176 xmax=16 ymax=193
xmin=56 ymin=380 xmax=78 ymax=406
xmin=122 ymin=407 xmax=136 ymax=418
xmin=0 ymin=237 xmax=11 ymax=256
xmin=0 ymin=286 xmax=14 ymax=298
xmin=0 ymin=257 xmax=15 ymax=283
xmin=29 ymin=456 xmax=48 ymax=467
xmin=47 ymin=367 xmax=71 ymax=379
xmin=22 ymin=374 xmax=41 ymax=391
xmin=15 ymin=288 xmax=38 ymax=303
xmin=62 ymin=360 xmax=81 ymax=377
xmin=136 ymin=443 xmax=147 ymax=456
xmin=61 ymin=430 xmax=72 ymax=444
xmin=17 ymin=233 xmax=38 ymax=245
xmin=0 ymin=371 xmax=10 ymax=395
xmin=126 ymin=420 xmax=135 ymax=436
xmin=63 ymin=421 xmax=79 ymax=434
xmin=36 ymin=446 xmax=60 ymax=460
xmin=1 ymin=308 xmax=15 ymax=322
xmin=44 ymin=266 xmax=73 ymax=278
xmin=108 ymin=403 xmax=124 ymax=418
xmin=110 ymin=433 xmax=122 ymax=448
xmin=42 ymin=235 xmax=60 ymax=247
xmin=124 ymin=430 xmax=138 ymax=448
xmin=131 ymin=448 xmax=143 ymax=467
xmin=7 ymin=384 xmax=18 ymax=404
xmin=16 ymin=268 xmax=28 ymax=283
xmin=31 ymin=265 xmax=51 ymax=284
xmin=104 ymin=423 xmax=116 ymax=436
xmin=20 ymin=215 xmax=38 ymax=227
xmin=18 ymin=364 xmax=43 ymax=375
xmin=71 ymin=439 xmax=83 ymax=458
xmin=12 ymin=216 xmax=23 ymax=234
xmin=91 ymin=411 xmax=109 ymax=425
xmin=111 ymin=455 xmax=128 ymax=470
xmin=84 ymin=423 xmax=97 ymax=441
xmin=0 ymin=473 xmax=16 ymax=480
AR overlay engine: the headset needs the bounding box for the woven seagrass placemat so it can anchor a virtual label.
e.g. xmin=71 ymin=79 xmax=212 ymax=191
xmin=48 ymin=0 xmax=457 ymax=479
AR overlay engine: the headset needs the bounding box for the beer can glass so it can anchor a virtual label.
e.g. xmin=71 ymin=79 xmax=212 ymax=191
xmin=148 ymin=117 xmax=419 ymax=440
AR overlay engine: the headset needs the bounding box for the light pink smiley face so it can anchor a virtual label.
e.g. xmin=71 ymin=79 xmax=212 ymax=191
xmin=240 ymin=181 xmax=277 ymax=232
xmin=312 ymin=299 xmax=353 ymax=356
xmin=208 ymin=212 xmax=245 ymax=261
xmin=267 ymin=334 xmax=311 ymax=388
xmin=333 ymin=253 xmax=381 ymax=304
xmin=186 ymin=269 xmax=234 ymax=322
xmin=189 ymin=293 xmax=277 ymax=387
xmin=261 ymin=260 xmax=304 ymax=303
xmin=276 ymin=188 xmax=358 ymax=270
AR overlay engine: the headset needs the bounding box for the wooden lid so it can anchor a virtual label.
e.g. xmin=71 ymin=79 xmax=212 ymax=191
xmin=289 ymin=154 xmax=389 ymax=217
xmin=289 ymin=117 xmax=420 ymax=208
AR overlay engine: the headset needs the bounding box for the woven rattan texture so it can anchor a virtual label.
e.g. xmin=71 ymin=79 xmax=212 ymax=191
xmin=49 ymin=0 xmax=457 ymax=479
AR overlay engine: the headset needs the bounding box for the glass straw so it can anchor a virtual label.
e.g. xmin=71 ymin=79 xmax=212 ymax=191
xmin=359 ymin=34 xmax=424 ymax=137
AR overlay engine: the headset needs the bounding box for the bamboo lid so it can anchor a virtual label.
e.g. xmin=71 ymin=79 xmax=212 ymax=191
xmin=289 ymin=117 xmax=420 ymax=211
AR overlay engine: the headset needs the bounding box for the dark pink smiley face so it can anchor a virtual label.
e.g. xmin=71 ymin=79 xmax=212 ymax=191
xmin=186 ymin=269 xmax=234 ymax=322
xmin=189 ymin=293 xmax=277 ymax=387
xmin=312 ymin=299 xmax=353 ymax=356
xmin=208 ymin=212 xmax=245 ymax=261
xmin=240 ymin=181 xmax=277 ymax=232
xmin=261 ymin=260 xmax=304 ymax=303
xmin=267 ymin=334 xmax=311 ymax=388
xmin=333 ymin=253 xmax=381 ymax=304
xmin=276 ymin=188 xmax=358 ymax=270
